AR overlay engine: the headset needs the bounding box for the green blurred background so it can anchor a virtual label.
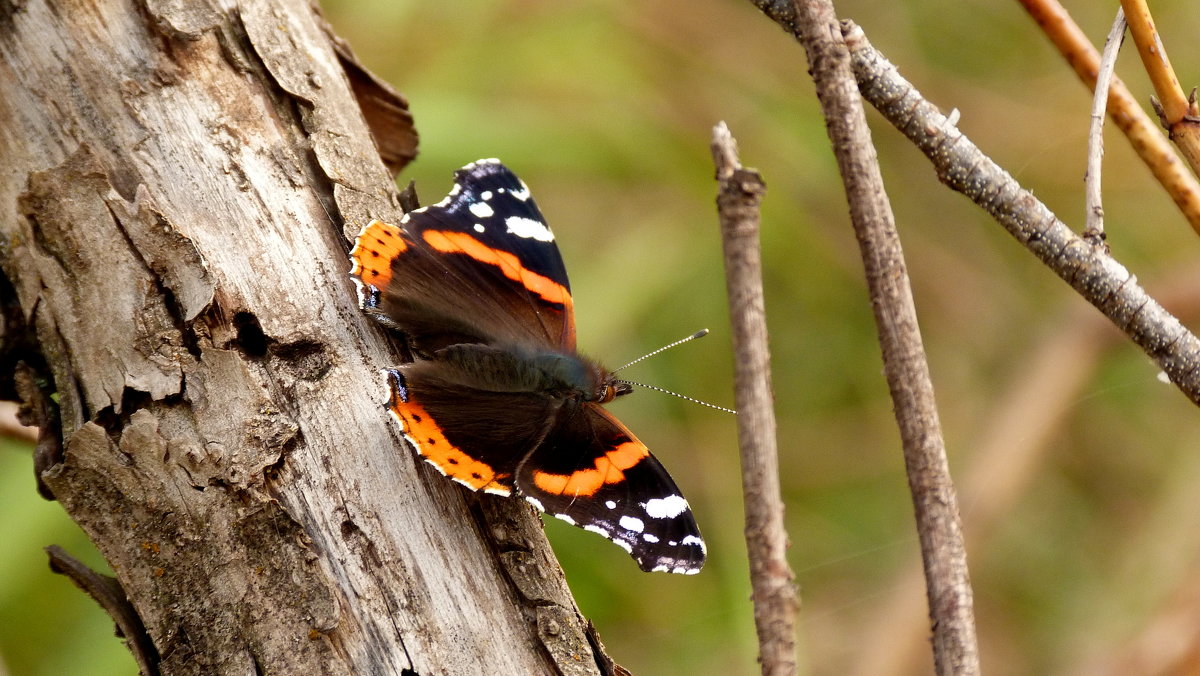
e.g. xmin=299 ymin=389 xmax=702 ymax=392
xmin=5 ymin=1 xmax=1200 ymax=674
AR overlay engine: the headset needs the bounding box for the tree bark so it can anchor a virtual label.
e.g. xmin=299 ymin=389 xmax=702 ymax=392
xmin=0 ymin=0 xmax=610 ymax=673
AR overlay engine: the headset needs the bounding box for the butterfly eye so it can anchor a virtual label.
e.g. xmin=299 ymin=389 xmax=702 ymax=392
xmin=597 ymin=384 xmax=617 ymax=403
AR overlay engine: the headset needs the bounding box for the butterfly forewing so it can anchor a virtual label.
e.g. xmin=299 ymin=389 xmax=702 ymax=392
xmin=351 ymin=160 xmax=575 ymax=353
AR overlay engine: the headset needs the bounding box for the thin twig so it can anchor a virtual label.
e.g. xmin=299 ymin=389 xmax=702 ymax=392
xmin=1084 ymin=9 xmax=1126 ymax=241
xmin=747 ymin=2 xmax=981 ymax=674
xmin=840 ymin=22 xmax=1200 ymax=406
xmin=711 ymin=121 xmax=798 ymax=676
xmin=1015 ymin=0 xmax=1200 ymax=236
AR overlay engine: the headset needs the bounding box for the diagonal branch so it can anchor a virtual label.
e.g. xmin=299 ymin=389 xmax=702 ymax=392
xmin=1119 ymin=0 xmax=1200 ymax=178
xmin=46 ymin=545 xmax=160 ymax=676
xmin=1120 ymin=0 xmax=1191 ymax=124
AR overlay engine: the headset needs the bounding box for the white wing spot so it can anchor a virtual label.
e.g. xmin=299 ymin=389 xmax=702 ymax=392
xmin=643 ymin=533 xmax=660 ymax=543
xmin=525 ymin=497 xmax=545 ymax=512
xmin=481 ymin=190 xmax=493 ymax=200
xmin=642 ymin=495 xmax=689 ymax=519
xmin=469 ymin=201 xmax=494 ymax=218
xmin=619 ymin=516 xmax=645 ymax=533
xmin=605 ymin=500 xmax=617 ymax=510
xmin=465 ymin=158 xmax=501 ymax=170
xmin=505 ymin=216 xmax=554 ymax=242
xmin=473 ymin=223 xmax=485 ymax=233
xmin=511 ymin=183 xmax=532 ymax=201
xmin=584 ymin=524 xmax=609 ymax=537
xmin=556 ymin=514 xmax=576 ymax=526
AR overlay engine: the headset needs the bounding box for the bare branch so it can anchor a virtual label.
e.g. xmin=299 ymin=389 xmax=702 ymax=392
xmin=747 ymin=3 xmax=981 ymax=673
xmin=711 ymin=121 xmax=798 ymax=676
xmin=853 ymin=268 xmax=1200 ymax=676
xmin=841 ymin=22 xmax=1200 ymax=406
xmin=46 ymin=545 xmax=159 ymax=676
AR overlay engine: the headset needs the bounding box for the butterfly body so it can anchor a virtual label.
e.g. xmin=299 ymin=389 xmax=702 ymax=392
xmin=350 ymin=159 xmax=704 ymax=574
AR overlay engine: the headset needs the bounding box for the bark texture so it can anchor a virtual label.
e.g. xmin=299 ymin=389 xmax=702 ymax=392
xmin=0 ymin=0 xmax=607 ymax=673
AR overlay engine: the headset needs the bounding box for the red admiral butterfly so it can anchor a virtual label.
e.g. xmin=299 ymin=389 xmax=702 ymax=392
xmin=349 ymin=159 xmax=705 ymax=574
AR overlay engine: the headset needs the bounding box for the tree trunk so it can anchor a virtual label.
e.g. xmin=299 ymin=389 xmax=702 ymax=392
xmin=0 ymin=0 xmax=611 ymax=673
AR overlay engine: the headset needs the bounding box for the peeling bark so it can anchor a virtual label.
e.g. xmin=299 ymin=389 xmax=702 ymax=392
xmin=0 ymin=0 xmax=608 ymax=673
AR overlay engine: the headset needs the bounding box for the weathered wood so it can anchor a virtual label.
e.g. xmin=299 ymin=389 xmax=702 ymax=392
xmin=0 ymin=0 xmax=605 ymax=673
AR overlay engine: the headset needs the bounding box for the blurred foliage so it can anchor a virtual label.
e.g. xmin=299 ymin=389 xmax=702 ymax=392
xmin=4 ymin=0 xmax=1200 ymax=674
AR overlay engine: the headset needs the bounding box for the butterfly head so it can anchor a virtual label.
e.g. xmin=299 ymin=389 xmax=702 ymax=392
xmin=595 ymin=373 xmax=634 ymax=404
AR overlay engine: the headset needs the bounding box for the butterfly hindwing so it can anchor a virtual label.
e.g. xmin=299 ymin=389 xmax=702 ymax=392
xmin=383 ymin=364 xmax=559 ymax=497
xmin=517 ymin=404 xmax=706 ymax=575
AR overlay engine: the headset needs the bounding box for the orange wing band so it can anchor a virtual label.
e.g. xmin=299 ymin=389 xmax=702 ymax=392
xmin=421 ymin=229 xmax=571 ymax=308
xmin=531 ymin=441 xmax=649 ymax=498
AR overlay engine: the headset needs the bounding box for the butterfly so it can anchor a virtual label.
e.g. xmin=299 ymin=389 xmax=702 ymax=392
xmin=349 ymin=159 xmax=704 ymax=574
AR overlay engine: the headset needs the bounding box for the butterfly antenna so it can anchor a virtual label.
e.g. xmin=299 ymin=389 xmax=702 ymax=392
xmin=616 ymin=379 xmax=737 ymax=415
xmin=611 ymin=329 xmax=736 ymax=414
xmin=613 ymin=329 xmax=710 ymax=373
